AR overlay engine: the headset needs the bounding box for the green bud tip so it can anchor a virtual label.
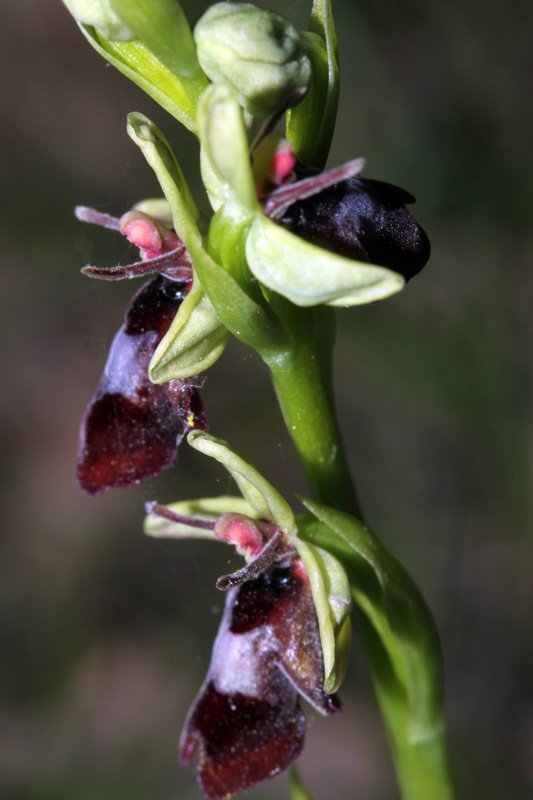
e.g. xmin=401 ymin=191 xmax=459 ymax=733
xmin=62 ymin=0 xmax=135 ymax=41
xmin=194 ymin=2 xmax=311 ymax=117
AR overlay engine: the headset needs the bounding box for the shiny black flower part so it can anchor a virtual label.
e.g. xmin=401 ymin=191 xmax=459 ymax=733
xmin=280 ymin=170 xmax=430 ymax=281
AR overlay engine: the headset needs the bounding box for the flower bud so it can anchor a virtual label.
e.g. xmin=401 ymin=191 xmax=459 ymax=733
xmin=62 ymin=0 xmax=135 ymax=41
xmin=194 ymin=2 xmax=311 ymax=117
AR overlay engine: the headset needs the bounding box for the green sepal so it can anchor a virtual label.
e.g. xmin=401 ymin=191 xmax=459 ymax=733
xmin=294 ymin=536 xmax=352 ymax=692
xmin=128 ymin=112 xmax=286 ymax=356
xmin=187 ymin=431 xmax=297 ymax=535
xmin=200 ymin=145 xmax=227 ymax=211
xmin=245 ymin=214 xmax=405 ymax=307
xmin=286 ymin=0 xmax=339 ymax=167
xmin=149 ymin=275 xmax=228 ymax=382
xmin=208 ymin=205 xmax=262 ymax=300
xmin=63 ymin=0 xmax=134 ymax=40
xmin=299 ymin=499 xmax=444 ymax=742
xmin=132 ymin=197 xmax=172 ymax=223
xmin=197 ymin=84 xmax=258 ymax=212
xmin=189 ymin=240 xmax=288 ymax=355
xmin=110 ymin=0 xmax=205 ymax=84
xmin=77 ymin=25 xmax=201 ymax=133
xmin=126 ymin=112 xmax=201 ymax=249
xmin=144 ymin=495 xmax=255 ymax=539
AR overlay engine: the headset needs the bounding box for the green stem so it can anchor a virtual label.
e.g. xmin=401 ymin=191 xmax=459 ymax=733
xmin=358 ymin=611 xmax=455 ymax=800
xmin=289 ymin=764 xmax=317 ymax=800
xmin=265 ymin=308 xmax=361 ymax=517
xmin=393 ymin=735 xmax=454 ymax=800
xmin=265 ymin=306 xmax=455 ymax=800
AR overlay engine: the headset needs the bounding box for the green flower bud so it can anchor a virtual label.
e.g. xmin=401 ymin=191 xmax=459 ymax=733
xmin=62 ymin=0 xmax=135 ymax=41
xmin=194 ymin=2 xmax=311 ymax=117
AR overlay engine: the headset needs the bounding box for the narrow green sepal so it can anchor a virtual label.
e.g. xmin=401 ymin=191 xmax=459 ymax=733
xmin=77 ymin=25 xmax=199 ymax=132
xmin=197 ymin=84 xmax=258 ymax=212
xmin=246 ymin=215 xmax=405 ymax=307
xmin=208 ymin=205 xmax=262 ymax=301
xmin=187 ymin=239 xmax=288 ymax=355
xmin=299 ymin=498 xmax=445 ymax=742
xmin=128 ymin=111 xmax=285 ymax=356
xmin=200 ymin=145 xmax=227 ymax=211
xmin=294 ymin=536 xmax=352 ymax=692
xmin=63 ymin=0 xmax=134 ymax=39
xmin=110 ymin=0 xmax=205 ymax=84
xmin=144 ymin=496 xmax=255 ymax=538
xmin=126 ymin=112 xmax=201 ymax=249
xmin=187 ymin=431 xmax=297 ymax=536
xmin=286 ymin=0 xmax=339 ymax=167
xmin=132 ymin=197 xmax=172 ymax=223
xmin=149 ymin=276 xmax=228 ymax=382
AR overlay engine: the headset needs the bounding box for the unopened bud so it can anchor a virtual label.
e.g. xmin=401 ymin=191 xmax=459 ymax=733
xmin=194 ymin=2 xmax=311 ymax=117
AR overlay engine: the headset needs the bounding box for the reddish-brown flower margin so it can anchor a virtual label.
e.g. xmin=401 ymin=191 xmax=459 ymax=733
xmin=75 ymin=208 xmax=207 ymax=495
xmin=147 ymin=504 xmax=340 ymax=799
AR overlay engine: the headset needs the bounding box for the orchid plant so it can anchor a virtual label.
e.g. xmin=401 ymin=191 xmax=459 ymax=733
xmin=62 ymin=1 xmax=455 ymax=798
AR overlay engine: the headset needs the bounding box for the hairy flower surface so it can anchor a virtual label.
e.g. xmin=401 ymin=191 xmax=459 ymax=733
xmin=75 ymin=208 xmax=207 ymax=495
xmin=269 ymin=162 xmax=431 ymax=281
xmin=179 ymin=527 xmax=339 ymax=799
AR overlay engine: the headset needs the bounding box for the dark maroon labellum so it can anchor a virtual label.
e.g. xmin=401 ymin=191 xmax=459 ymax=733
xmin=180 ymin=559 xmax=339 ymax=799
xmin=281 ymin=174 xmax=430 ymax=281
xmin=77 ymin=276 xmax=207 ymax=495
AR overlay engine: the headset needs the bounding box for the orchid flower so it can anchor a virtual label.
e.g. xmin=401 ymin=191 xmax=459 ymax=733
xmin=144 ymin=432 xmax=351 ymax=798
xmin=75 ymin=205 xmax=207 ymax=494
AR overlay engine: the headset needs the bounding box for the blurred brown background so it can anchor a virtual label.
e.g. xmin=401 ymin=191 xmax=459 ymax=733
xmin=1 ymin=1 xmax=531 ymax=798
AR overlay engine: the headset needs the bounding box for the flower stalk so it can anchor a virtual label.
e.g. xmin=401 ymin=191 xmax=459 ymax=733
xmin=265 ymin=305 xmax=362 ymax=517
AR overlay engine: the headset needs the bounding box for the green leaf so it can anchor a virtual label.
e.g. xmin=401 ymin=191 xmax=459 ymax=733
xmin=78 ymin=25 xmax=201 ymax=132
xmin=294 ymin=538 xmax=352 ymax=692
xmin=149 ymin=276 xmax=228 ymax=382
xmin=126 ymin=112 xmax=201 ymax=249
xmin=298 ymin=500 xmax=444 ymax=742
xmin=187 ymin=431 xmax=297 ymax=535
xmin=144 ymin=495 xmax=255 ymax=538
xmin=286 ymin=0 xmax=339 ymax=167
xmin=246 ymin=215 xmax=405 ymax=307
xmin=111 ymin=0 xmax=204 ymax=83
xmin=197 ymin=84 xmax=258 ymax=212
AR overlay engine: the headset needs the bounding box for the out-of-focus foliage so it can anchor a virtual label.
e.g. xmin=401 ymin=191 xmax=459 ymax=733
xmin=1 ymin=1 xmax=531 ymax=799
